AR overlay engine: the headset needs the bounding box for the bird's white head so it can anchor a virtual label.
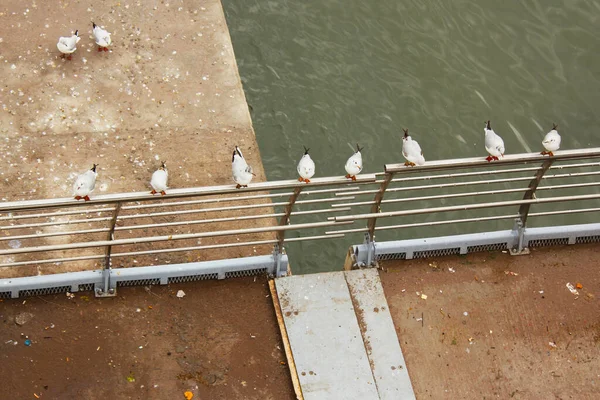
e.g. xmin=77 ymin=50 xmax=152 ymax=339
xmin=402 ymin=128 xmax=410 ymax=141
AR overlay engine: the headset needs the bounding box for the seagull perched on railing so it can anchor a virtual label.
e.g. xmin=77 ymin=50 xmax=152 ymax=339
xmin=484 ymin=120 xmax=505 ymax=162
xmin=150 ymin=161 xmax=168 ymax=195
xmin=541 ymin=123 xmax=561 ymax=157
xmin=92 ymin=22 xmax=112 ymax=52
xmin=402 ymin=128 xmax=425 ymax=167
xmin=345 ymin=143 xmax=363 ymax=181
xmin=73 ymin=164 xmax=98 ymax=201
xmin=297 ymin=146 xmax=315 ymax=183
xmin=232 ymin=146 xmax=255 ymax=189
xmin=57 ymin=30 xmax=80 ymax=60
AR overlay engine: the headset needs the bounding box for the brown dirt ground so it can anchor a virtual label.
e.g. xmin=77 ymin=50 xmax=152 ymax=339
xmin=0 ymin=276 xmax=295 ymax=399
xmin=379 ymin=244 xmax=600 ymax=400
xmin=0 ymin=0 xmax=278 ymax=278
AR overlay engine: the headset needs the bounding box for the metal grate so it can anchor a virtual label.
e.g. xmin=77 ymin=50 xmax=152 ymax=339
xmin=117 ymin=278 xmax=161 ymax=287
xmin=168 ymin=273 xmax=219 ymax=284
xmin=576 ymin=235 xmax=600 ymax=244
xmin=467 ymin=243 xmax=508 ymax=253
xmin=376 ymin=252 xmax=407 ymax=261
xmin=413 ymin=248 xmax=461 ymax=259
xmin=0 ymin=291 xmax=11 ymax=299
xmin=78 ymin=283 xmax=94 ymax=292
xmin=225 ymin=268 xmax=267 ymax=278
xmin=528 ymin=238 xmax=568 ymax=248
xmin=19 ymin=285 xmax=71 ymax=297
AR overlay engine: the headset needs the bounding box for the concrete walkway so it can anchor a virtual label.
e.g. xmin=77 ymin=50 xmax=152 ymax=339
xmin=274 ymin=269 xmax=415 ymax=400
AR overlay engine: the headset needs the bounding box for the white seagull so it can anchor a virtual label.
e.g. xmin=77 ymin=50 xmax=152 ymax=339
xmin=57 ymin=30 xmax=81 ymax=60
xmin=297 ymin=146 xmax=316 ymax=183
xmin=92 ymin=22 xmax=112 ymax=52
xmin=345 ymin=144 xmax=363 ymax=181
xmin=541 ymin=123 xmax=561 ymax=157
xmin=232 ymin=146 xmax=255 ymax=188
xmin=73 ymin=164 xmax=98 ymax=201
xmin=402 ymin=128 xmax=426 ymax=167
xmin=484 ymin=120 xmax=505 ymax=162
xmin=150 ymin=161 xmax=168 ymax=195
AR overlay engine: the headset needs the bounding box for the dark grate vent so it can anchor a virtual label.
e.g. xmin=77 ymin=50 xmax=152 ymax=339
xmin=528 ymin=238 xmax=568 ymax=248
xmin=117 ymin=278 xmax=160 ymax=287
xmin=467 ymin=243 xmax=508 ymax=253
xmin=376 ymin=252 xmax=407 ymax=261
xmin=0 ymin=291 xmax=11 ymax=299
xmin=19 ymin=285 xmax=71 ymax=297
xmin=78 ymin=283 xmax=94 ymax=292
xmin=413 ymin=248 xmax=461 ymax=259
xmin=225 ymin=268 xmax=267 ymax=278
xmin=576 ymin=235 xmax=600 ymax=244
xmin=168 ymin=273 xmax=218 ymax=284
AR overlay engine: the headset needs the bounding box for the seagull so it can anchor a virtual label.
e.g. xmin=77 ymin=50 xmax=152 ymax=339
xmin=73 ymin=164 xmax=98 ymax=201
xmin=57 ymin=30 xmax=80 ymax=60
xmin=402 ymin=128 xmax=425 ymax=167
xmin=541 ymin=123 xmax=561 ymax=157
xmin=92 ymin=22 xmax=112 ymax=52
xmin=297 ymin=146 xmax=315 ymax=183
xmin=150 ymin=161 xmax=168 ymax=195
xmin=232 ymin=146 xmax=255 ymax=188
xmin=345 ymin=143 xmax=363 ymax=181
xmin=484 ymin=120 xmax=505 ymax=162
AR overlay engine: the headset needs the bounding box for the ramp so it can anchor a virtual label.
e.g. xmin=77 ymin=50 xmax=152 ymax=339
xmin=274 ymin=269 xmax=415 ymax=400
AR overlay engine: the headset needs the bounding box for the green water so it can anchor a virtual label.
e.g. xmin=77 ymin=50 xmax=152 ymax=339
xmin=223 ymin=0 xmax=600 ymax=273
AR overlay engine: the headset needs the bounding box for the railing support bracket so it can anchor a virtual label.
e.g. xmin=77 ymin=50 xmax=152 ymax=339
xmin=509 ymin=217 xmax=530 ymax=256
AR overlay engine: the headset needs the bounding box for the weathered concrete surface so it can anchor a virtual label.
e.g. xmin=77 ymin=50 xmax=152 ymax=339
xmin=0 ymin=0 xmax=262 ymax=197
xmin=0 ymin=0 xmax=276 ymax=277
xmin=0 ymin=277 xmax=295 ymax=399
xmin=345 ymin=268 xmax=416 ymax=400
xmin=276 ymin=272 xmax=379 ymax=400
xmin=379 ymin=244 xmax=600 ymax=399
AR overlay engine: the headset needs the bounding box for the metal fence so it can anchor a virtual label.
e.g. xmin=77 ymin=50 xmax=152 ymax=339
xmin=1 ymin=148 xmax=600 ymax=298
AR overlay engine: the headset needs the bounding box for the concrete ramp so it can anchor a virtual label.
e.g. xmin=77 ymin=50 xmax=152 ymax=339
xmin=274 ymin=269 xmax=415 ymax=400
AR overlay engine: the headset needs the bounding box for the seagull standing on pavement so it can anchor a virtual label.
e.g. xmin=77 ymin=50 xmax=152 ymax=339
xmin=57 ymin=30 xmax=80 ymax=60
xmin=92 ymin=22 xmax=112 ymax=52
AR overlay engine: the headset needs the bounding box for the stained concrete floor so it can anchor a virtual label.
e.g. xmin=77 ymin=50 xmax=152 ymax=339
xmin=380 ymin=244 xmax=600 ymax=399
xmin=0 ymin=0 xmax=277 ymax=278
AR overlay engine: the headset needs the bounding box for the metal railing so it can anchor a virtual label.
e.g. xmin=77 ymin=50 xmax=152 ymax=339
xmin=1 ymin=148 xmax=600 ymax=297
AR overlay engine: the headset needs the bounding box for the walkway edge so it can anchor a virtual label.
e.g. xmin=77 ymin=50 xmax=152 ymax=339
xmin=269 ymin=279 xmax=304 ymax=400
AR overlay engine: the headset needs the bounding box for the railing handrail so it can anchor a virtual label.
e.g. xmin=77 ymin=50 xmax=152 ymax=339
xmin=1 ymin=147 xmax=599 ymax=278
xmin=385 ymin=148 xmax=600 ymax=173
xmin=0 ymin=175 xmax=378 ymax=212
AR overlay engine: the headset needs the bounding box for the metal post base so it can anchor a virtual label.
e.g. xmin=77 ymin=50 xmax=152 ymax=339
xmin=509 ymin=247 xmax=530 ymax=256
xmin=94 ymin=284 xmax=117 ymax=297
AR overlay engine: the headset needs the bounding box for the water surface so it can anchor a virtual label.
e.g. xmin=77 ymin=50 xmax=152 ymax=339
xmin=223 ymin=0 xmax=600 ymax=273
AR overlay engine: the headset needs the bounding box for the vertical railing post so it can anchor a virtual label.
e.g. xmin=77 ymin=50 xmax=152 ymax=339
xmin=511 ymin=159 xmax=555 ymax=254
xmin=96 ymin=202 xmax=121 ymax=297
xmin=364 ymin=171 xmax=394 ymax=265
xmin=273 ymin=186 xmax=303 ymax=277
